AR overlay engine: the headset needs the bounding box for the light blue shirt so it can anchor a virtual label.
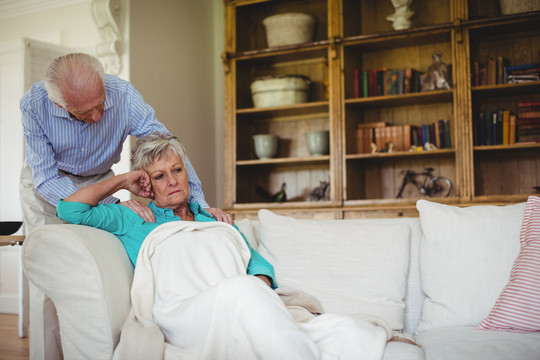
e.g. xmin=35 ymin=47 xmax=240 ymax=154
xmin=56 ymin=200 xmax=277 ymax=289
xmin=21 ymin=74 xmax=208 ymax=208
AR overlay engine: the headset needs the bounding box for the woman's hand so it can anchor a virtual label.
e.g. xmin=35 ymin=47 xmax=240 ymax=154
xmin=205 ymin=207 xmax=233 ymax=225
xmin=123 ymin=170 xmax=154 ymax=199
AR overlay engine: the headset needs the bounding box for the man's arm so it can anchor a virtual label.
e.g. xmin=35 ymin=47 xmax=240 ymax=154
xmin=21 ymin=103 xmax=118 ymax=206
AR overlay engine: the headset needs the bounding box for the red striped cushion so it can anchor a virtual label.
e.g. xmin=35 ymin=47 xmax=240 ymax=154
xmin=477 ymin=196 xmax=540 ymax=332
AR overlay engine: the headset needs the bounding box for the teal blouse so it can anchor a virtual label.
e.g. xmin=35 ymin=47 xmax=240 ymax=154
xmin=56 ymin=200 xmax=276 ymax=288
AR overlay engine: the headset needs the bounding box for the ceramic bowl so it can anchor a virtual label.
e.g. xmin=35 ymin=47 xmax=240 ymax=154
xmin=306 ymin=130 xmax=329 ymax=156
xmin=253 ymin=134 xmax=279 ymax=159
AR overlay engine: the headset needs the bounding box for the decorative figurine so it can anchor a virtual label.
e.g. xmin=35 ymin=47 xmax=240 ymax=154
xmin=387 ymin=0 xmax=414 ymax=31
xmin=309 ymin=181 xmax=330 ymax=201
xmin=422 ymin=51 xmax=452 ymax=91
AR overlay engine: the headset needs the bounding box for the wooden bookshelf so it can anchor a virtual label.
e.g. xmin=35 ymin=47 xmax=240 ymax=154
xmin=223 ymin=0 xmax=540 ymax=219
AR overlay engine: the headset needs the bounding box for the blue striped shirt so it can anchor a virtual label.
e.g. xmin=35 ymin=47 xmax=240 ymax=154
xmin=20 ymin=74 xmax=208 ymax=208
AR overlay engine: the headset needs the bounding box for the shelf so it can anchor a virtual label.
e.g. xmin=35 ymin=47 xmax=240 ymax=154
xmin=474 ymin=143 xmax=540 ymax=152
xmin=471 ymin=82 xmax=540 ymax=99
xmin=342 ymin=25 xmax=453 ymax=49
xmin=345 ymin=90 xmax=453 ymax=108
xmin=465 ymin=11 xmax=540 ymax=31
xmin=237 ymin=155 xmax=330 ymax=166
xmin=230 ymin=43 xmax=330 ymax=60
xmin=237 ymin=101 xmax=329 ymax=118
xmin=346 ymin=148 xmax=454 ymax=160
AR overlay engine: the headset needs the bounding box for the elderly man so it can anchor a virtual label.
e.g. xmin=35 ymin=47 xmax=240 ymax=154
xmin=20 ymin=52 xmax=231 ymax=232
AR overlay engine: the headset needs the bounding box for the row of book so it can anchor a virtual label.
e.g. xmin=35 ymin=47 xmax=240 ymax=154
xmin=354 ymin=68 xmax=424 ymax=98
xmin=474 ymin=101 xmax=540 ymax=146
xmin=356 ymin=120 xmax=452 ymax=154
xmin=472 ymin=57 xmax=539 ymax=86
xmin=518 ymin=101 xmax=540 ymax=143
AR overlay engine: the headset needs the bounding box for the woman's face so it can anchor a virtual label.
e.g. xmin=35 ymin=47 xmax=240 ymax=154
xmin=144 ymin=151 xmax=190 ymax=210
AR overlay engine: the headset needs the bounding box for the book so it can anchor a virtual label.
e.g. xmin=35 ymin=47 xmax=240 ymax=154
xmin=516 ymin=118 xmax=540 ymax=126
xmin=362 ymin=71 xmax=368 ymax=98
xmin=496 ymin=57 xmax=510 ymax=84
xmin=357 ymin=121 xmax=387 ymax=128
xmin=502 ymin=110 xmax=510 ymax=145
xmin=356 ymin=128 xmax=364 ymax=153
xmin=509 ymin=114 xmax=516 ymax=145
xmin=438 ymin=119 xmax=446 ymax=148
xmin=443 ymin=119 xmax=451 ymax=148
xmin=402 ymin=125 xmax=411 ymax=150
xmin=376 ymin=69 xmax=387 ymax=96
xmin=387 ymin=70 xmax=401 ymax=95
xmin=518 ymin=111 xmax=540 ymax=119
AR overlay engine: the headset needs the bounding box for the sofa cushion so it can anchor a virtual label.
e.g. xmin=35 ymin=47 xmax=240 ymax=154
xmin=415 ymin=200 xmax=526 ymax=334
xmin=477 ymin=196 xmax=540 ymax=332
xmin=257 ymin=209 xmax=410 ymax=330
xmin=416 ymin=327 xmax=540 ymax=360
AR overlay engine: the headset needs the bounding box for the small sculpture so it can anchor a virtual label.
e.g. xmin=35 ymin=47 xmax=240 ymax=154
xmin=387 ymin=0 xmax=414 ymax=31
xmin=370 ymin=142 xmax=378 ymax=154
xmin=256 ymin=182 xmax=287 ymax=203
xmin=309 ymin=181 xmax=330 ymax=201
xmin=422 ymin=51 xmax=452 ymax=91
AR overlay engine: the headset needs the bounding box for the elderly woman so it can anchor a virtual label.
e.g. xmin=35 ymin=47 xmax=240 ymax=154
xmin=56 ymin=133 xmax=388 ymax=360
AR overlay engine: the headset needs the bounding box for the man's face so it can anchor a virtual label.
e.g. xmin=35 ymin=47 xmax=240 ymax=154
xmin=58 ymin=80 xmax=106 ymax=124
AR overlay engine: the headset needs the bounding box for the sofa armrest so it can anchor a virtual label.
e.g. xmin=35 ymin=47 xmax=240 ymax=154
xmin=22 ymin=224 xmax=133 ymax=359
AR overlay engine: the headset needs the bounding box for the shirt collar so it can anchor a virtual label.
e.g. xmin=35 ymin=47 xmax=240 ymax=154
xmin=148 ymin=201 xmax=210 ymax=221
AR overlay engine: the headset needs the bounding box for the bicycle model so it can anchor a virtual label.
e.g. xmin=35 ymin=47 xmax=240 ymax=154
xmin=396 ymin=167 xmax=452 ymax=199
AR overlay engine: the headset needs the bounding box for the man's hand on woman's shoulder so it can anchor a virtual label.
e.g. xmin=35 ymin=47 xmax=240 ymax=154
xmin=205 ymin=207 xmax=233 ymax=225
xmin=120 ymin=200 xmax=156 ymax=223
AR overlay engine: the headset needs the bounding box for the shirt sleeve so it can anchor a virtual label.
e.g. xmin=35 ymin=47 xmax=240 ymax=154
xmin=126 ymin=83 xmax=209 ymax=209
xmin=21 ymin=100 xmax=118 ymax=206
xmin=56 ymin=200 xmax=140 ymax=235
xmin=233 ymin=224 xmax=277 ymax=289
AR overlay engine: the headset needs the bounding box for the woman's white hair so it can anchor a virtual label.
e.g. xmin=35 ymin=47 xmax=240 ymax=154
xmin=45 ymin=53 xmax=106 ymax=107
xmin=131 ymin=132 xmax=187 ymax=170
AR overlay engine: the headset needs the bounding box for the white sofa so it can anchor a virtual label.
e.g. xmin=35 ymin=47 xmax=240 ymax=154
xmin=22 ymin=199 xmax=540 ymax=359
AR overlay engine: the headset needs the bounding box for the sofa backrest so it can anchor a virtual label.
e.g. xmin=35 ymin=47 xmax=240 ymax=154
xmin=235 ymin=217 xmax=425 ymax=334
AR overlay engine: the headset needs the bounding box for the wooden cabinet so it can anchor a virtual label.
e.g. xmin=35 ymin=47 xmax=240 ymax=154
xmin=223 ymin=0 xmax=540 ymax=219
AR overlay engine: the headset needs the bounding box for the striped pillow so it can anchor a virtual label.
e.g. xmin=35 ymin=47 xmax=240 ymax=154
xmin=477 ymin=196 xmax=540 ymax=332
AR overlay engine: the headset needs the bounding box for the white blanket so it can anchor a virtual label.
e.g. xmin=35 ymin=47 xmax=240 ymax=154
xmin=113 ymin=221 xmax=390 ymax=360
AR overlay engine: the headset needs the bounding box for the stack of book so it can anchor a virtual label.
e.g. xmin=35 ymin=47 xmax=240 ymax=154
xmin=356 ymin=120 xmax=452 ymax=153
xmin=354 ymin=68 xmax=424 ymax=98
xmin=507 ymin=64 xmax=540 ymax=84
xmin=474 ymin=110 xmax=516 ymax=146
xmin=517 ymin=101 xmax=540 ymax=143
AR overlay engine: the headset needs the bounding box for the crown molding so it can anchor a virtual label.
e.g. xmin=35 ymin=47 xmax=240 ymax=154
xmin=0 ymin=0 xmax=89 ymax=20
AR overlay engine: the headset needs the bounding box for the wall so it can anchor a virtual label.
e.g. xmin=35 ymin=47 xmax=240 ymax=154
xmin=129 ymin=0 xmax=224 ymax=208
xmin=0 ymin=0 xmax=225 ymax=314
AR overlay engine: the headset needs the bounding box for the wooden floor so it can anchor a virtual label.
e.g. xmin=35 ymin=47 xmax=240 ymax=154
xmin=0 ymin=314 xmax=29 ymax=360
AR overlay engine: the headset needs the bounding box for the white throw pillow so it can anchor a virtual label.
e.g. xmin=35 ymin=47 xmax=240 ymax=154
xmin=257 ymin=209 xmax=411 ymax=330
xmin=415 ymin=199 xmax=526 ymax=334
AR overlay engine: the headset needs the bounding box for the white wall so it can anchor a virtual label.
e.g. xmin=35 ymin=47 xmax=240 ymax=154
xmin=0 ymin=0 xmax=225 ymax=314
xmin=129 ymin=0 xmax=224 ymax=208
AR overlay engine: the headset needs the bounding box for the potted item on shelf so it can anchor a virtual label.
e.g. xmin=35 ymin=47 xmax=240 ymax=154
xmin=250 ymin=75 xmax=311 ymax=108
xmin=253 ymin=134 xmax=279 ymax=159
xmin=306 ymin=130 xmax=329 ymax=156
xmin=262 ymin=13 xmax=315 ymax=47
xmin=499 ymin=0 xmax=540 ymax=15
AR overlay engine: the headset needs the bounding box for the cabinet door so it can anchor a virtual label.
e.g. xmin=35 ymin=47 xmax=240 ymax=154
xmin=341 ymin=26 xmax=457 ymax=204
xmin=225 ymin=0 xmax=339 ymax=208
xmin=467 ymin=10 xmax=540 ymax=200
